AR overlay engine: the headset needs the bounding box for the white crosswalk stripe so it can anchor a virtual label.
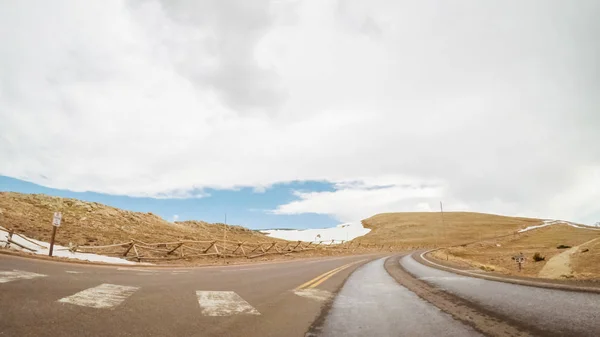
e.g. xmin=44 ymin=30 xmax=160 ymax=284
xmin=0 ymin=270 xmax=47 ymax=284
xmin=196 ymin=291 xmax=260 ymax=316
xmin=58 ymin=283 xmax=139 ymax=309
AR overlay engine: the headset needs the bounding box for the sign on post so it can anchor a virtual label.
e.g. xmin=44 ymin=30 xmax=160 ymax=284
xmin=49 ymin=212 xmax=62 ymax=257
xmin=512 ymin=253 xmax=525 ymax=272
xmin=53 ymin=212 xmax=62 ymax=227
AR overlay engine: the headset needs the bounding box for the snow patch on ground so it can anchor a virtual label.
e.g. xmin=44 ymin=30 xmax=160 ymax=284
xmin=518 ymin=220 xmax=600 ymax=233
xmin=0 ymin=227 xmax=140 ymax=265
xmin=262 ymin=222 xmax=370 ymax=243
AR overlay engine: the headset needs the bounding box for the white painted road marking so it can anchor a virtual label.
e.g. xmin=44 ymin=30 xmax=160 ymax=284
xmin=293 ymin=289 xmax=332 ymax=302
xmin=0 ymin=270 xmax=47 ymax=284
xmin=196 ymin=291 xmax=260 ymax=316
xmin=58 ymin=284 xmax=139 ymax=309
xmin=65 ymin=271 xmax=84 ymax=274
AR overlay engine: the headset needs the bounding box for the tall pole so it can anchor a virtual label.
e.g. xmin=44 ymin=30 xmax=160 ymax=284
xmin=440 ymin=201 xmax=447 ymax=260
xmin=223 ymin=212 xmax=227 ymax=242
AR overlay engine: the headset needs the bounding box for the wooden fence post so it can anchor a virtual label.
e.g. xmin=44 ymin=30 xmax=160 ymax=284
xmin=291 ymin=241 xmax=302 ymax=251
xmin=249 ymin=244 xmax=264 ymax=254
xmin=7 ymin=229 xmax=13 ymax=248
xmin=123 ymin=242 xmax=134 ymax=257
xmin=167 ymin=242 xmax=184 ymax=255
xmin=203 ymin=241 xmax=216 ymax=253
xmin=264 ymin=242 xmax=277 ymax=253
xmin=133 ymin=244 xmax=141 ymax=262
xmin=232 ymin=242 xmax=245 ymax=255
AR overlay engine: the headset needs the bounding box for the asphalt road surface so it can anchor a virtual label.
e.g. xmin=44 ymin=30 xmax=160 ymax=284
xmin=401 ymin=253 xmax=600 ymax=337
xmin=0 ymin=253 xmax=380 ymax=337
xmin=4 ymin=251 xmax=600 ymax=337
xmin=317 ymin=257 xmax=482 ymax=337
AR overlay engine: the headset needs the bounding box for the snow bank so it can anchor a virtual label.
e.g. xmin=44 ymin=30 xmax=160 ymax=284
xmin=262 ymin=222 xmax=371 ymax=243
xmin=519 ymin=220 xmax=600 ymax=233
xmin=0 ymin=227 xmax=139 ymax=265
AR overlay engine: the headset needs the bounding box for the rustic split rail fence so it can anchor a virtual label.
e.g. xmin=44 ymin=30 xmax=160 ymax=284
xmin=1 ymin=224 xmax=398 ymax=262
xmin=66 ymin=238 xmax=397 ymax=262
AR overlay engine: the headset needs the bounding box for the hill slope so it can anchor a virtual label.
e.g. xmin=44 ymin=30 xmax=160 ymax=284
xmin=432 ymin=224 xmax=600 ymax=279
xmin=0 ymin=192 xmax=274 ymax=247
xmin=359 ymin=212 xmax=543 ymax=248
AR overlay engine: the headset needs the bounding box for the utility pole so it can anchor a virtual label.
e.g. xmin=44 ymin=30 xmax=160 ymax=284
xmin=223 ymin=212 xmax=227 ymax=242
xmin=440 ymin=201 xmax=447 ymax=260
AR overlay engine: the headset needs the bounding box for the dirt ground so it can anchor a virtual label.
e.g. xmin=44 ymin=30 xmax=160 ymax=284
xmin=432 ymin=224 xmax=600 ymax=279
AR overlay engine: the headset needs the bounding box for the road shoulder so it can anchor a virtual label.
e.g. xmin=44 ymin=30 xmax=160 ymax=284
xmin=384 ymin=254 xmax=539 ymax=337
xmin=419 ymin=250 xmax=600 ymax=294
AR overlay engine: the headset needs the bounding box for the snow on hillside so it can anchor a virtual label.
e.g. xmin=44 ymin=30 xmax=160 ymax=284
xmin=0 ymin=227 xmax=140 ymax=265
xmin=519 ymin=220 xmax=600 ymax=233
xmin=262 ymin=222 xmax=370 ymax=243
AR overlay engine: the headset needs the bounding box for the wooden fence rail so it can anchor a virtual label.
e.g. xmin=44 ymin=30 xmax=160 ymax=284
xmin=70 ymin=238 xmax=399 ymax=262
xmin=1 ymin=225 xmax=400 ymax=262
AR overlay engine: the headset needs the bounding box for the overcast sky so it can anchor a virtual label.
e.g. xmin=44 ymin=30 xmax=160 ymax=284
xmin=1 ymin=0 xmax=599 ymax=225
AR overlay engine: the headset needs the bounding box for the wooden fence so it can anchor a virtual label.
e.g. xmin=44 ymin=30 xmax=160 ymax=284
xmin=1 ymin=225 xmax=398 ymax=262
xmin=67 ymin=238 xmax=397 ymax=262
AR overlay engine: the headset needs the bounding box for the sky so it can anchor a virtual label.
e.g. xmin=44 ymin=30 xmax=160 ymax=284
xmin=1 ymin=0 xmax=599 ymax=227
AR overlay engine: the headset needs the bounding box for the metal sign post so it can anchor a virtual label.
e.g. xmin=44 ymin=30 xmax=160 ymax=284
xmin=513 ymin=253 xmax=525 ymax=272
xmin=49 ymin=212 xmax=62 ymax=257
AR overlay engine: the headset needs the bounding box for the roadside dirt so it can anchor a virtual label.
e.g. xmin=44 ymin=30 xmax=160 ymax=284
xmin=538 ymin=246 xmax=578 ymax=279
xmin=433 ymin=224 xmax=600 ymax=279
xmin=384 ymin=255 xmax=546 ymax=337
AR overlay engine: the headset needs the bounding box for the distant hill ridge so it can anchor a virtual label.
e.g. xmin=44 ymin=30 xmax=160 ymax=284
xmin=0 ymin=192 xmax=275 ymax=247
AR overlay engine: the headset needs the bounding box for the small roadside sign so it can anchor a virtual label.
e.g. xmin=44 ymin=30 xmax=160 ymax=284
xmin=513 ymin=253 xmax=525 ymax=271
xmin=53 ymin=212 xmax=62 ymax=227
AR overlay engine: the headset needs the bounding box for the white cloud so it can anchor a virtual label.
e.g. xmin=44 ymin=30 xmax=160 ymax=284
xmin=1 ymin=0 xmax=599 ymax=224
xmin=172 ymin=214 xmax=179 ymax=222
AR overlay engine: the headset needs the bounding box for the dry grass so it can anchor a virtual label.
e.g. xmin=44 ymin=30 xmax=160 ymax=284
xmin=359 ymin=212 xmax=542 ymax=248
xmin=0 ymin=192 xmax=280 ymax=247
xmin=571 ymin=237 xmax=600 ymax=279
xmin=436 ymin=224 xmax=600 ymax=278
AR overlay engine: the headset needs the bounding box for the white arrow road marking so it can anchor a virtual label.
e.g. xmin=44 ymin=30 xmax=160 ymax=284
xmin=58 ymin=284 xmax=139 ymax=309
xmin=0 ymin=270 xmax=47 ymax=284
xmin=293 ymin=289 xmax=332 ymax=302
xmin=196 ymin=291 xmax=260 ymax=316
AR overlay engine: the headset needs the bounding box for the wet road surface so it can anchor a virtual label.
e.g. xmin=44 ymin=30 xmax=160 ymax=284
xmin=318 ymin=257 xmax=482 ymax=337
xmin=401 ymin=253 xmax=600 ymax=337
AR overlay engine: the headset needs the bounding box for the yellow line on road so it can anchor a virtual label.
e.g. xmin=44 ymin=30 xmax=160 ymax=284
xmin=295 ymin=259 xmax=366 ymax=290
xmin=308 ymin=259 xmax=366 ymax=288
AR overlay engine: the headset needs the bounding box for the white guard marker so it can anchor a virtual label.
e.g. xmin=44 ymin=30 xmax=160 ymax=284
xmin=196 ymin=291 xmax=260 ymax=316
xmin=58 ymin=283 xmax=139 ymax=309
xmin=0 ymin=270 xmax=47 ymax=284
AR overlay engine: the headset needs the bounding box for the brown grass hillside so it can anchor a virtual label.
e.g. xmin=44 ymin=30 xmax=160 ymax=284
xmin=0 ymin=192 xmax=278 ymax=247
xmin=432 ymin=224 xmax=600 ymax=279
xmin=359 ymin=212 xmax=543 ymax=248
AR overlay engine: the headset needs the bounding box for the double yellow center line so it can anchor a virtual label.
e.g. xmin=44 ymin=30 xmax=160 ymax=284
xmin=295 ymin=259 xmax=366 ymax=290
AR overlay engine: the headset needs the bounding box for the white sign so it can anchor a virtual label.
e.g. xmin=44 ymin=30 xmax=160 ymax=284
xmin=53 ymin=212 xmax=62 ymax=227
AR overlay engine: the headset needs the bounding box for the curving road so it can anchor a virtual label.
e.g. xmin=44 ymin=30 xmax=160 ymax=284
xmin=400 ymin=253 xmax=600 ymax=337
xmin=4 ymin=251 xmax=600 ymax=336
xmin=0 ymin=253 xmax=379 ymax=337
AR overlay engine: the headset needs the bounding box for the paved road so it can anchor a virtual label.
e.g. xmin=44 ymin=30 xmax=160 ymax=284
xmin=0 ymin=254 xmax=379 ymax=337
xmin=401 ymin=253 xmax=600 ymax=337
xmin=316 ymin=257 xmax=482 ymax=337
